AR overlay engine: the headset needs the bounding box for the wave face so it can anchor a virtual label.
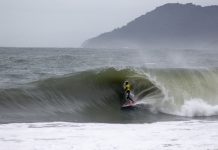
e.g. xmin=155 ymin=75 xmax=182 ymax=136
xmin=1 ymin=67 xmax=218 ymax=123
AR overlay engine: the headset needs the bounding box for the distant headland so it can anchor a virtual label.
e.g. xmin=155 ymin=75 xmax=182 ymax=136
xmin=82 ymin=3 xmax=218 ymax=49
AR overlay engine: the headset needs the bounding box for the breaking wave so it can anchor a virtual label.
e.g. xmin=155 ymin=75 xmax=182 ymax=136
xmin=1 ymin=67 xmax=218 ymax=123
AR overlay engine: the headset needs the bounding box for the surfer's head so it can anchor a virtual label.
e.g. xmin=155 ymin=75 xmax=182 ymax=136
xmin=124 ymin=80 xmax=129 ymax=85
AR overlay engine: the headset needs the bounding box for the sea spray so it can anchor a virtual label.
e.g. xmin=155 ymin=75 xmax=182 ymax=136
xmin=178 ymin=98 xmax=218 ymax=117
xmin=1 ymin=67 xmax=218 ymax=123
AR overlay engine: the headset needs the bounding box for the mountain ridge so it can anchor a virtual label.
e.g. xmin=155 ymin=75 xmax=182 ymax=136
xmin=82 ymin=3 xmax=218 ymax=49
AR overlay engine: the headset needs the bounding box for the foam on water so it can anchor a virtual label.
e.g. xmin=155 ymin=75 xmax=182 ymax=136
xmin=177 ymin=98 xmax=218 ymax=117
xmin=0 ymin=121 xmax=218 ymax=150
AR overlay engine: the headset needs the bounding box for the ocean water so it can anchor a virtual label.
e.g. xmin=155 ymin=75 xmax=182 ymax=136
xmin=1 ymin=47 xmax=218 ymax=149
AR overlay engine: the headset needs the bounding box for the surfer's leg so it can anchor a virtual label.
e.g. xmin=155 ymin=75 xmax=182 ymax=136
xmin=126 ymin=92 xmax=131 ymax=102
xmin=128 ymin=92 xmax=134 ymax=103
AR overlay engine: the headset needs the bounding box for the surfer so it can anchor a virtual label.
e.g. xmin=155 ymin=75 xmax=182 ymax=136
xmin=123 ymin=81 xmax=135 ymax=104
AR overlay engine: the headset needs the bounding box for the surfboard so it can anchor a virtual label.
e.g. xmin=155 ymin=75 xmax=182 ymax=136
xmin=121 ymin=101 xmax=136 ymax=109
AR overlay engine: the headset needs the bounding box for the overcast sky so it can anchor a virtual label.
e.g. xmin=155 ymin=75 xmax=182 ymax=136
xmin=0 ymin=0 xmax=218 ymax=47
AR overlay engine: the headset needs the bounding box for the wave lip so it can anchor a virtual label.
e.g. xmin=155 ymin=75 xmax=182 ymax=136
xmin=0 ymin=68 xmax=164 ymax=123
xmin=1 ymin=67 xmax=218 ymax=123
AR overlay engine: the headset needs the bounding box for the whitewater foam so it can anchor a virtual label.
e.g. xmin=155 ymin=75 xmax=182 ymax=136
xmin=140 ymin=68 xmax=218 ymax=118
xmin=177 ymin=98 xmax=218 ymax=117
xmin=0 ymin=121 xmax=218 ymax=150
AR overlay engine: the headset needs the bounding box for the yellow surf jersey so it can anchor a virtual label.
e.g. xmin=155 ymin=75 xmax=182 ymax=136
xmin=124 ymin=84 xmax=131 ymax=92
